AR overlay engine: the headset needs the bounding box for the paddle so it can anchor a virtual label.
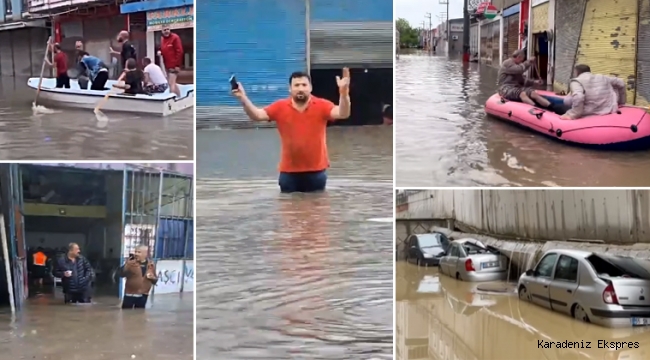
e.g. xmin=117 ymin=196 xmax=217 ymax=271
xmin=94 ymin=71 xmax=126 ymax=120
xmin=33 ymin=36 xmax=52 ymax=108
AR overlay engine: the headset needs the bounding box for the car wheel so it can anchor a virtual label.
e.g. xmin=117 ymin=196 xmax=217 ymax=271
xmin=518 ymin=285 xmax=531 ymax=301
xmin=573 ymin=304 xmax=590 ymax=323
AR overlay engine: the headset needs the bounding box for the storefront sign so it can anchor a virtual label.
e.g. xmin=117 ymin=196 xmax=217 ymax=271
xmin=146 ymin=5 xmax=194 ymax=32
xmin=183 ymin=260 xmax=194 ymax=292
xmin=450 ymin=24 xmax=464 ymax=32
xmin=154 ymin=260 xmax=184 ymax=294
xmin=476 ymin=2 xmax=498 ymax=20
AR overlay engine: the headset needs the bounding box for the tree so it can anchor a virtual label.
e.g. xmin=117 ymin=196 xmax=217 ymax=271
xmin=395 ymin=18 xmax=420 ymax=48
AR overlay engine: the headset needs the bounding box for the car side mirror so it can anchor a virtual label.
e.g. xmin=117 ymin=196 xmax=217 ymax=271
xmin=525 ymin=269 xmax=535 ymax=277
xmin=410 ymin=246 xmax=417 ymax=250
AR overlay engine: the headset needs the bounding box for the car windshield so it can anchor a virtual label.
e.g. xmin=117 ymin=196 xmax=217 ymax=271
xmin=418 ymin=234 xmax=444 ymax=248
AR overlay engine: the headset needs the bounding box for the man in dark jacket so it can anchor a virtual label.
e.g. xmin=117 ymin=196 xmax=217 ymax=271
xmin=55 ymin=243 xmax=93 ymax=304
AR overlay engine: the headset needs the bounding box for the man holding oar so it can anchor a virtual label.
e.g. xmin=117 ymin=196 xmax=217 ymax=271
xmin=44 ymin=43 xmax=70 ymax=88
xmin=232 ymin=68 xmax=351 ymax=193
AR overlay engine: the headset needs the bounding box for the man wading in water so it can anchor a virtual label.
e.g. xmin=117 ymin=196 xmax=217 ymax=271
xmin=232 ymin=69 xmax=351 ymax=193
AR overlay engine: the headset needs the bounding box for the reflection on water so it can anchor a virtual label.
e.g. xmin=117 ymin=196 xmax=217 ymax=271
xmin=0 ymin=293 xmax=193 ymax=359
xmin=395 ymin=53 xmax=650 ymax=187
xmin=396 ymin=262 xmax=650 ymax=360
xmin=0 ymin=77 xmax=193 ymax=160
xmin=196 ymin=177 xmax=393 ymax=359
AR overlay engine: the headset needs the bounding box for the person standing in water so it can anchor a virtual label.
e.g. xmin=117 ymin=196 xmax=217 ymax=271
xmin=158 ymin=26 xmax=183 ymax=97
xmin=232 ymin=68 xmax=351 ymax=193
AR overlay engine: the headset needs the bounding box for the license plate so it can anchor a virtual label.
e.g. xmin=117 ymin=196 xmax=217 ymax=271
xmin=481 ymin=262 xmax=499 ymax=269
xmin=631 ymin=318 xmax=650 ymax=326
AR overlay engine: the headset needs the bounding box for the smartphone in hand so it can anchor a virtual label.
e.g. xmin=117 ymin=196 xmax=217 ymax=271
xmin=229 ymin=75 xmax=239 ymax=90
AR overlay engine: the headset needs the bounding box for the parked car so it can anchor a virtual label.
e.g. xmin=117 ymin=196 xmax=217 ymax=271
xmin=438 ymin=238 xmax=508 ymax=282
xmin=518 ymin=249 xmax=650 ymax=328
xmin=405 ymin=232 xmax=450 ymax=266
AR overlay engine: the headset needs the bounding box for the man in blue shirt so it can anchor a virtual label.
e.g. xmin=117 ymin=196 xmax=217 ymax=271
xmin=79 ymin=53 xmax=109 ymax=90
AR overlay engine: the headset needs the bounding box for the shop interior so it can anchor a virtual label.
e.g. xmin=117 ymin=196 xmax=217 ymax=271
xmin=20 ymin=165 xmax=124 ymax=298
xmin=533 ymin=32 xmax=549 ymax=83
xmin=311 ymin=67 xmax=393 ymax=126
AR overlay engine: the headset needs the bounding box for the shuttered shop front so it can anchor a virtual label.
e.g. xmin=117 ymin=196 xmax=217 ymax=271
xmin=309 ymin=0 xmax=393 ymax=69
xmin=574 ymin=0 xmax=637 ymax=104
xmin=196 ymin=0 xmax=307 ymax=125
xmin=553 ymin=0 xmax=586 ymax=91
xmin=0 ymin=27 xmax=50 ymax=77
xmin=469 ymin=23 xmax=478 ymax=55
xmin=480 ymin=19 xmax=501 ymax=66
xmin=502 ymin=4 xmax=520 ymax=61
xmin=636 ymin=0 xmax=650 ymax=105
xmin=531 ymin=1 xmax=549 ymax=34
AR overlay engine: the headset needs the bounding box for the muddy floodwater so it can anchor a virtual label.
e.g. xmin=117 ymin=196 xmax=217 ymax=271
xmin=196 ymin=127 xmax=393 ymax=359
xmin=396 ymin=262 xmax=650 ymax=360
xmin=0 ymin=293 xmax=193 ymax=359
xmin=0 ymin=77 xmax=193 ymax=160
xmin=395 ymin=53 xmax=650 ymax=187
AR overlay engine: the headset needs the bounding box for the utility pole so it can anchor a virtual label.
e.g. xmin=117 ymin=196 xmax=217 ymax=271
xmin=425 ymin=12 xmax=432 ymax=51
xmin=439 ymin=0 xmax=449 ymax=54
xmin=462 ymin=0 xmax=470 ymax=62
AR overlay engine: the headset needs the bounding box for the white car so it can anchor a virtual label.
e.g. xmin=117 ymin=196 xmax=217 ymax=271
xmin=439 ymin=238 xmax=508 ymax=282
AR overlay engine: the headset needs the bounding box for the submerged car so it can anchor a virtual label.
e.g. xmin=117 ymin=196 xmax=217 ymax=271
xmin=518 ymin=249 xmax=650 ymax=328
xmin=405 ymin=232 xmax=450 ymax=266
xmin=438 ymin=238 xmax=508 ymax=282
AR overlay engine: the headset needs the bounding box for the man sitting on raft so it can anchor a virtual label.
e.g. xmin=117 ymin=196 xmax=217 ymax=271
xmin=559 ymin=64 xmax=627 ymax=120
xmin=498 ymin=50 xmax=552 ymax=109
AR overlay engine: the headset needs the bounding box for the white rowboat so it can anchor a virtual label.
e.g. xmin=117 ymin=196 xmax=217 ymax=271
xmin=27 ymin=78 xmax=194 ymax=116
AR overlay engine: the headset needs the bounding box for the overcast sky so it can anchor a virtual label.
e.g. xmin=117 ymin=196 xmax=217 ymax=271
xmin=395 ymin=0 xmax=464 ymax=28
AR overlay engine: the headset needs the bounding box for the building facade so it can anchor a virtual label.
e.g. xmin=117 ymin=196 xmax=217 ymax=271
xmin=0 ymin=1 xmax=50 ymax=77
xmin=474 ymin=0 xmax=649 ymax=106
xmin=196 ymin=0 xmax=393 ymax=128
xmin=120 ymin=0 xmax=194 ymax=84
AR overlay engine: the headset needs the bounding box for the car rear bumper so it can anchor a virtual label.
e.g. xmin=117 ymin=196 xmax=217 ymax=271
xmin=590 ymin=307 xmax=650 ymax=328
xmin=466 ymin=271 xmax=508 ymax=282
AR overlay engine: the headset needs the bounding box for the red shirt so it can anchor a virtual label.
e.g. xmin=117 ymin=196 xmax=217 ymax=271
xmin=54 ymin=52 xmax=68 ymax=76
xmin=160 ymin=33 xmax=183 ymax=69
xmin=264 ymin=96 xmax=336 ymax=173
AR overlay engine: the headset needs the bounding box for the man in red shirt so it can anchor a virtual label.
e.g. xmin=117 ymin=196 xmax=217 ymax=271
xmin=231 ymin=69 xmax=351 ymax=193
xmin=45 ymin=43 xmax=70 ymax=88
xmin=158 ymin=26 xmax=183 ymax=97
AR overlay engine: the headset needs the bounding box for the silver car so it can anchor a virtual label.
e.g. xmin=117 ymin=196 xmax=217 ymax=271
xmin=518 ymin=249 xmax=650 ymax=328
xmin=438 ymin=238 xmax=508 ymax=282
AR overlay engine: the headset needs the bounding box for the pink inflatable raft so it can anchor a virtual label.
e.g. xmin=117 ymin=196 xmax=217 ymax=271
xmin=485 ymin=90 xmax=650 ymax=149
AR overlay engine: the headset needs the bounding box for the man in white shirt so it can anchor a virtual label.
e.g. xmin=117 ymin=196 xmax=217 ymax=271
xmin=142 ymin=57 xmax=169 ymax=94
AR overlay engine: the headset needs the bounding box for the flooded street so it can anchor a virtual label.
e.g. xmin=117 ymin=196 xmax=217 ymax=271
xmin=0 ymin=77 xmax=193 ymax=160
xmin=196 ymin=127 xmax=393 ymax=359
xmin=0 ymin=293 xmax=193 ymax=359
xmin=395 ymin=53 xmax=650 ymax=187
xmin=396 ymin=262 xmax=650 ymax=360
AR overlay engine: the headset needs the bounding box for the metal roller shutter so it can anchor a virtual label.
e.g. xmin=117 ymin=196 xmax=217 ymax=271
xmin=480 ymin=22 xmax=489 ymax=62
xmin=196 ymin=0 xmax=307 ymax=126
xmin=575 ymin=0 xmax=637 ymax=104
xmin=310 ymin=21 xmax=392 ymax=68
xmin=490 ymin=20 xmax=499 ymax=66
xmin=12 ymin=30 xmax=31 ymax=77
xmin=506 ymin=16 xmax=519 ymax=58
xmin=553 ymin=0 xmax=586 ymax=92
xmin=470 ymin=23 xmax=478 ymax=55
xmin=501 ymin=17 xmax=508 ymax=63
xmin=0 ymin=31 xmax=13 ymax=76
xmin=532 ymin=3 xmax=549 ymax=34
xmin=29 ymin=28 xmax=50 ymax=78
xmin=636 ymin=0 xmax=650 ymax=105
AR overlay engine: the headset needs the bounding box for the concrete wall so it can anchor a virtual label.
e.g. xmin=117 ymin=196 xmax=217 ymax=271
xmin=397 ymin=190 xmax=650 ymax=244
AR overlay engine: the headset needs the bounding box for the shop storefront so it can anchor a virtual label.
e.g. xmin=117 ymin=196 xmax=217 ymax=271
xmin=121 ymin=0 xmax=194 ymax=83
xmin=503 ymin=4 xmax=520 ymax=62
xmin=480 ymin=18 xmax=500 ymax=66
xmin=531 ymin=0 xmax=550 ymax=83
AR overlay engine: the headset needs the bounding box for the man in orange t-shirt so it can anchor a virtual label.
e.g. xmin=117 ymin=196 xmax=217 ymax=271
xmin=232 ymin=69 xmax=351 ymax=193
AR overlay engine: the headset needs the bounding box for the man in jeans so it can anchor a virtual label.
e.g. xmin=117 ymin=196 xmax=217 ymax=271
xmin=120 ymin=245 xmax=157 ymax=309
xmin=55 ymin=243 xmax=93 ymax=304
xmin=231 ymin=69 xmax=351 ymax=193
